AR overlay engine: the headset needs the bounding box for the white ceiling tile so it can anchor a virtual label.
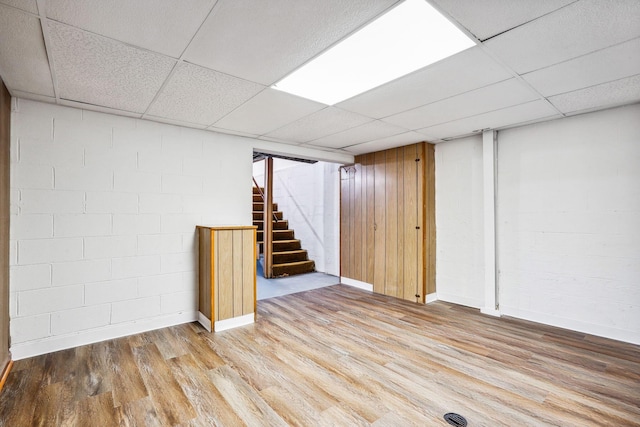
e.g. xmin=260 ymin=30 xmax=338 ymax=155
xmin=523 ymin=38 xmax=640 ymax=97
xmin=343 ymin=131 xmax=428 ymax=155
xmin=213 ymin=88 xmax=325 ymax=135
xmin=183 ymin=0 xmax=400 ymax=85
xmin=265 ymin=107 xmax=373 ymax=143
xmin=432 ymin=0 xmax=574 ymax=40
xmin=46 ymin=0 xmax=216 ymax=58
xmin=0 ymin=5 xmax=54 ymax=96
xmin=307 ymin=120 xmax=408 ymax=149
xmin=418 ymin=100 xmax=562 ymax=140
xmin=485 ymin=0 xmax=640 ymax=74
xmin=0 ymin=0 xmax=37 ymax=14
xmin=548 ymin=74 xmax=640 ymax=114
xmin=337 ymin=47 xmax=512 ymax=119
xmin=48 ymin=22 xmax=176 ymax=113
xmin=146 ymin=62 xmax=265 ymax=126
xmin=297 ymin=143 xmax=351 ymax=155
xmin=383 ymin=78 xmax=539 ymax=130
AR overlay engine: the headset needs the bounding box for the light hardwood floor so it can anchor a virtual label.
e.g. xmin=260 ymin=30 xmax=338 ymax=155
xmin=1 ymin=285 xmax=639 ymax=426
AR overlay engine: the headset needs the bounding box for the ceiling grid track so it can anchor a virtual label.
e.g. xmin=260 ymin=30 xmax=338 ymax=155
xmin=36 ymin=0 xmax=60 ymax=103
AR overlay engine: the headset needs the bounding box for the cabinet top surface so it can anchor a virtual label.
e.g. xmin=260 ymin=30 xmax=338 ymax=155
xmin=196 ymin=225 xmax=258 ymax=231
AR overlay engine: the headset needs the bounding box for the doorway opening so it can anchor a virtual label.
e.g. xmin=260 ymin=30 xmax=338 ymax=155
xmin=253 ymin=153 xmax=341 ymax=299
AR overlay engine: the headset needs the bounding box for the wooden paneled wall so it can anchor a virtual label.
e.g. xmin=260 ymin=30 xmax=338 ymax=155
xmin=340 ymin=142 xmax=435 ymax=302
xmin=0 ymin=79 xmax=11 ymax=387
xmin=198 ymin=226 xmax=257 ymax=331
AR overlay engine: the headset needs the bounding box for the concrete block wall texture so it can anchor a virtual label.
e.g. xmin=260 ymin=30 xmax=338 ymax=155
xmin=497 ymin=104 xmax=640 ymax=344
xmin=435 ymin=104 xmax=640 ymax=345
xmin=435 ymin=135 xmax=485 ymax=308
xmin=9 ymin=99 xmax=253 ymax=358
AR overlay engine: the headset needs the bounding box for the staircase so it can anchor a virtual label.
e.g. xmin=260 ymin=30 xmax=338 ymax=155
xmin=253 ymin=186 xmax=315 ymax=277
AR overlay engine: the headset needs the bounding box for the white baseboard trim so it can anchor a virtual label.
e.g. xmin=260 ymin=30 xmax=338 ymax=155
xmin=198 ymin=312 xmax=212 ymax=332
xmin=480 ymin=307 xmax=502 ymax=317
xmin=500 ymin=306 xmax=640 ymax=346
xmin=340 ymin=277 xmax=373 ymax=292
xmin=425 ymin=293 xmax=438 ymax=303
xmin=11 ymin=311 xmax=198 ymax=360
xmin=214 ymin=313 xmax=254 ymax=332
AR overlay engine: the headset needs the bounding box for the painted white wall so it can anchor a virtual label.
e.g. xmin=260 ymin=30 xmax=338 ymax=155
xmin=435 ymin=135 xmax=485 ymax=307
xmin=435 ymin=104 xmax=640 ymax=344
xmin=9 ymin=99 xmax=254 ymax=358
xmin=497 ymin=104 xmax=640 ymax=344
xmin=254 ymin=159 xmax=341 ymax=276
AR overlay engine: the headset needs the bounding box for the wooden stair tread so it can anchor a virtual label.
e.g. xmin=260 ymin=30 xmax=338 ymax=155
xmin=272 ymin=260 xmax=315 ymax=277
xmin=253 ymin=211 xmax=283 ymax=220
xmin=272 ymin=249 xmax=306 ymax=255
xmin=272 ymin=260 xmax=314 ymax=267
xmin=273 ymin=249 xmax=308 ymax=264
xmin=253 ymin=220 xmax=288 ymax=230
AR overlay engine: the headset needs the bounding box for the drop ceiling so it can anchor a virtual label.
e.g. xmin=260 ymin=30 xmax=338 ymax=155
xmin=0 ymin=0 xmax=638 ymax=156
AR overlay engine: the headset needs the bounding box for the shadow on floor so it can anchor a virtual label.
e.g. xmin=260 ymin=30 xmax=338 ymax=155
xmin=256 ymin=260 xmax=340 ymax=300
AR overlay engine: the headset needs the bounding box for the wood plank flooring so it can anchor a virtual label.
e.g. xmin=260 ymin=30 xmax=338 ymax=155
xmin=1 ymin=285 xmax=639 ymax=426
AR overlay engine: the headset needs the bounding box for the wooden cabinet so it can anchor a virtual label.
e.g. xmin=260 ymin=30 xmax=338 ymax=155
xmin=197 ymin=226 xmax=257 ymax=332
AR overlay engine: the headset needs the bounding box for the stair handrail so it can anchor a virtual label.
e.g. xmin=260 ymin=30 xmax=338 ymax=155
xmin=253 ymin=177 xmax=279 ymax=223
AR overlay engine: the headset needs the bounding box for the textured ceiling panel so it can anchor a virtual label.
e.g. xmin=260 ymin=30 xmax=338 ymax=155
xmin=46 ymin=0 xmax=216 ymax=58
xmin=49 ymin=22 xmax=175 ymax=113
xmin=432 ymin=0 xmax=574 ymax=40
xmin=0 ymin=5 xmax=54 ymax=96
xmin=337 ymin=47 xmax=512 ymax=119
xmin=307 ymin=120 xmax=408 ymax=149
xmin=147 ymin=62 xmax=265 ymax=125
xmin=265 ymin=107 xmax=372 ymax=143
xmin=383 ymin=78 xmax=539 ymax=130
xmin=183 ymin=0 xmax=400 ymax=85
xmin=485 ymin=0 xmax=640 ymax=74
xmin=213 ymin=88 xmax=325 ymax=135
xmin=548 ymin=74 xmax=640 ymax=114
xmin=418 ymin=100 xmax=561 ymax=140
xmin=2 ymin=0 xmax=639 ymax=153
xmin=523 ymin=38 xmax=640 ymax=97
xmin=0 ymin=0 xmax=37 ymax=13
xmin=342 ymin=131 xmax=428 ymax=155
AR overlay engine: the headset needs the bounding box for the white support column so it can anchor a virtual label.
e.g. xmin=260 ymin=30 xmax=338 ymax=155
xmin=481 ymin=130 xmax=501 ymax=317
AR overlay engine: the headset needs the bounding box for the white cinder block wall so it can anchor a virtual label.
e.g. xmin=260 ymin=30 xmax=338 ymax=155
xmin=253 ymin=159 xmax=340 ymax=276
xmin=436 ymin=104 xmax=640 ymax=344
xmin=435 ymin=135 xmax=485 ymax=308
xmin=9 ymin=99 xmax=252 ymax=358
xmin=497 ymin=105 xmax=640 ymax=344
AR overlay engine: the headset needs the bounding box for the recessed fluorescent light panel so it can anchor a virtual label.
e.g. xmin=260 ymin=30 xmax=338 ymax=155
xmin=272 ymin=0 xmax=475 ymax=105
